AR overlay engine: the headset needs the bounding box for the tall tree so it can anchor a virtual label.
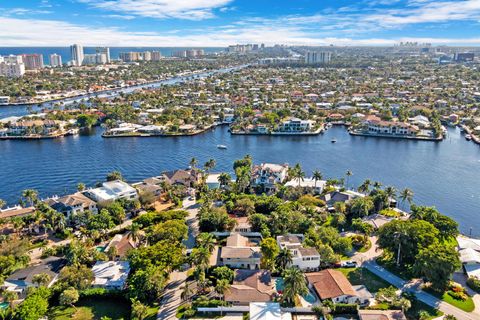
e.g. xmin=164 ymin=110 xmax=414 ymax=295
xmin=282 ymin=267 xmax=308 ymax=304
xmin=413 ymin=243 xmax=461 ymax=292
xmin=312 ymin=170 xmax=323 ymax=191
xmin=399 ymin=188 xmax=414 ymax=209
xmin=260 ymin=237 xmax=280 ymax=271
xmin=358 ymin=179 xmax=372 ymax=194
xmin=22 ymin=189 xmax=38 ymax=207
xmin=276 ymin=247 xmax=293 ymax=271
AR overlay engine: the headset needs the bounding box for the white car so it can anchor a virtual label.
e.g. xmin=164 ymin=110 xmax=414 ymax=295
xmin=341 ymin=260 xmax=357 ymax=268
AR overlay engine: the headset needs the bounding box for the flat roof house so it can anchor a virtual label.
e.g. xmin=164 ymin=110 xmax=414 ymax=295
xmin=92 ymin=261 xmax=130 ymax=290
xmin=85 ymin=180 xmax=138 ymax=203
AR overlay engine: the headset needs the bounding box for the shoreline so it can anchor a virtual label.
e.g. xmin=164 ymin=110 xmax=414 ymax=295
xmin=0 ymin=64 xmax=246 ymax=108
xmin=102 ymin=125 xmax=216 ymax=138
xmin=349 ymin=130 xmax=443 ymax=142
xmin=230 ymin=127 xmax=324 ymax=136
xmin=461 ymin=125 xmax=480 ymax=145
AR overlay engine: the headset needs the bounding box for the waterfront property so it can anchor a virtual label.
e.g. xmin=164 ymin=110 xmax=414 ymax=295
xmin=251 ymin=163 xmax=289 ymax=193
xmin=45 ymin=192 xmax=98 ymax=217
xmin=84 ymin=180 xmax=138 ymax=203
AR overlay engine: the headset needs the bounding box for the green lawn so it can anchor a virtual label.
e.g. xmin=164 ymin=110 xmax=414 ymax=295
xmin=49 ymin=296 xmax=131 ymax=320
xmin=424 ymin=289 xmax=475 ymax=312
xmin=337 ymin=267 xmax=391 ymax=293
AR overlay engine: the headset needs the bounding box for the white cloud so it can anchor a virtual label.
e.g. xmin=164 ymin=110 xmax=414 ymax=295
xmin=79 ymin=0 xmax=233 ymax=20
xmin=1 ymin=16 xmax=480 ymax=47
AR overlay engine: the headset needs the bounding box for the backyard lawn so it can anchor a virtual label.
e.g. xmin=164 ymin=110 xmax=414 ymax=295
xmin=337 ymin=267 xmax=391 ymax=293
xmin=49 ymin=296 xmax=131 ymax=320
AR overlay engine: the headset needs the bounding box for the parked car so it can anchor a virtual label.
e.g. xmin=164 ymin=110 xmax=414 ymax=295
xmin=341 ymin=260 xmax=357 ymax=268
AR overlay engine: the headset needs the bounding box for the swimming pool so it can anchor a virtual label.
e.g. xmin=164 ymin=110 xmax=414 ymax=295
xmin=0 ymin=302 xmax=9 ymax=309
xmin=274 ymin=278 xmax=317 ymax=304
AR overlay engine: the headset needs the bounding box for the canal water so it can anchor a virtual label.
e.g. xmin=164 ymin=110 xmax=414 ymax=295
xmin=1 ymin=124 xmax=479 ymax=236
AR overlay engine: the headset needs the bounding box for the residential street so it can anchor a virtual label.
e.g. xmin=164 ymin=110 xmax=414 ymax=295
xmin=352 ymin=236 xmax=480 ymax=320
xmin=157 ymin=197 xmax=199 ymax=320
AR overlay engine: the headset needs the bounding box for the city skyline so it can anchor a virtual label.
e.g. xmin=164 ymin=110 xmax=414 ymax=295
xmin=1 ymin=0 xmax=480 ymax=47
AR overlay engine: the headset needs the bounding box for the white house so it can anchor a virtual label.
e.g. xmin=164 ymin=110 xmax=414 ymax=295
xmin=277 ymin=118 xmax=314 ymax=133
xmin=277 ymin=235 xmax=320 ymax=271
xmin=284 ymin=177 xmax=326 ymax=194
xmin=92 ymin=261 xmax=130 ymax=290
xmin=252 ymin=163 xmax=289 ymax=193
xmin=86 ymin=180 xmax=138 ymax=203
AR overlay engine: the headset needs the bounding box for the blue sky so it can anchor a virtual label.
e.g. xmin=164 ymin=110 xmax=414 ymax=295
xmin=1 ymin=0 xmax=480 ymax=46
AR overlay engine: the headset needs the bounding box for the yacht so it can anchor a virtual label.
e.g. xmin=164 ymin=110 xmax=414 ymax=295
xmin=217 ymin=144 xmax=228 ymax=149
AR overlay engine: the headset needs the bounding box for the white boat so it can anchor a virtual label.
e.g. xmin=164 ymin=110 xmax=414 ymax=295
xmin=465 ymin=134 xmax=472 ymax=141
xmin=217 ymin=144 xmax=227 ymax=149
xmin=331 ymin=138 xmax=337 ymax=143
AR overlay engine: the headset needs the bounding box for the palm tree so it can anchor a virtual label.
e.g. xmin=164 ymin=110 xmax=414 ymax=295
xmin=196 ymin=232 xmax=216 ymax=253
xmin=358 ymin=179 xmax=371 ymax=194
xmin=22 ymin=189 xmax=38 ymax=207
xmin=276 ymin=248 xmax=293 ymax=271
xmin=189 ymin=157 xmax=198 ymax=169
xmin=128 ymin=223 xmax=141 ymax=243
xmin=0 ymin=198 xmax=5 ymax=209
xmin=312 ymin=170 xmax=323 ymax=191
xmin=181 ymin=282 xmax=192 ymax=302
xmin=204 ymin=159 xmax=216 ymax=173
xmin=77 ymin=183 xmax=86 ymax=192
xmin=282 ymin=267 xmax=308 ymax=304
xmin=384 ymin=186 xmax=397 ymax=207
xmin=373 ymin=181 xmax=383 ymax=190
xmin=289 ymin=163 xmax=305 ymax=187
xmin=190 ymin=247 xmax=211 ymax=272
xmin=399 ymin=188 xmax=414 ymax=209
xmin=345 ymin=170 xmax=353 ymax=189
xmin=215 ymin=279 xmax=231 ymax=299
xmin=218 ymin=173 xmax=231 ymax=188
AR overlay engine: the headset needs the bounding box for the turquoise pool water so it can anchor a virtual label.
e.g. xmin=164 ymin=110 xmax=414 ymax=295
xmin=0 ymin=302 xmax=9 ymax=309
xmin=275 ymin=278 xmax=317 ymax=304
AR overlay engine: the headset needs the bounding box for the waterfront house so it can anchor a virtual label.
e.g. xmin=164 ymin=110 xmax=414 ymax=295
xmin=459 ymin=248 xmax=480 ymax=278
xmin=276 ymin=118 xmax=315 ymax=133
xmin=284 ymin=177 xmax=326 ymax=194
xmin=364 ymin=117 xmax=419 ymax=136
xmin=132 ymin=177 xmax=164 ymax=198
xmin=7 ymin=120 xmax=61 ymax=136
xmin=276 ymin=235 xmax=320 ymax=271
xmin=362 ymin=214 xmax=395 ymax=230
xmin=224 ymin=269 xmax=276 ymax=305
xmin=306 ymin=269 xmax=371 ymax=305
xmin=251 ymin=163 xmax=289 ymax=193
xmin=205 ymin=173 xmax=221 ymax=189
xmin=220 ymin=233 xmax=262 ymax=269
xmin=0 ymin=206 xmax=35 ymax=219
xmin=46 ymin=192 xmax=98 ymax=217
xmin=160 ymin=169 xmax=199 ymax=187
xmin=91 ymin=261 xmax=130 ymax=290
xmin=85 ymin=180 xmax=138 ymax=203
xmin=1 ymin=257 xmax=65 ymax=298
xmin=321 ymin=190 xmax=365 ymax=209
